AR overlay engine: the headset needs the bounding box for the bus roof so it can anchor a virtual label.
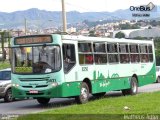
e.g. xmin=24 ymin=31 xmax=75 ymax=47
xmin=61 ymin=35 xmax=153 ymax=44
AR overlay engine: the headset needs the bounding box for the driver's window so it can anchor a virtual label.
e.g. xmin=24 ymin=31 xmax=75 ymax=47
xmin=49 ymin=46 xmax=61 ymax=70
xmin=62 ymin=44 xmax=76 ymax=73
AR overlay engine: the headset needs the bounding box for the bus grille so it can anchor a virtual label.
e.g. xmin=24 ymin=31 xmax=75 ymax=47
xmin=22 ymin=85 xmax=48 ymax=88
xmin=26 ymin=92 xmax=44 ymax=95
xmin=19 ymin=77 xmax=49 ymax=82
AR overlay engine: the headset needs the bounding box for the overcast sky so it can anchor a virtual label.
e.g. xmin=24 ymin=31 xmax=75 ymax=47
xmin=0 ymin=0 xmax=160 ymax=13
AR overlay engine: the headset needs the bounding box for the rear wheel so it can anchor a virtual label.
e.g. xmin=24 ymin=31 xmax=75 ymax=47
xmin=4 ymin=89 xmax=14 ymax=102
xmin=122 ymin=77 xmax=138 ymax=96
xmin=75 ymin=82 xmax=89 ymax=104
xmin=156 ymin=76 xmax=160 ymax=83
xmin=37 ymin=98 xmax=50 ymax=105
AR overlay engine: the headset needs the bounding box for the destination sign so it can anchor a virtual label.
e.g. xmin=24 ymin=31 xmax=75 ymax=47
xmin=15 ymin=35 xmax=52 ymax=45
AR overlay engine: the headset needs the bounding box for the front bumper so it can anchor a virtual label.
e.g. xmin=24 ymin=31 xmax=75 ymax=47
xmin=12 ymin=86 xmax=59 ymax=99
xmin=12 ymin=82 xmax=81 ymax=99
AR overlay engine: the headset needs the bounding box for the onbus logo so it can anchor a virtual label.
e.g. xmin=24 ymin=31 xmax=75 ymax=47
xmin=130 ymin=2 xmax=155 ymax=11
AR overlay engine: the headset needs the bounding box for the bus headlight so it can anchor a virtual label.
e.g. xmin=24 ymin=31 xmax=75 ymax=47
xmin=12 ymin=84 xmax=19 ymax=87
xmin=51 ymin=82 xmax=58 ymax=87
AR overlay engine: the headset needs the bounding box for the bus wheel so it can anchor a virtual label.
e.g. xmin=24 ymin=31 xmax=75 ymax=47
xmin=4 ymin=89 xmax=14 ymax=102
xmin=75 ymin=82 xmax=89 ymax=104
xmin=156 ymin=76 xmax=160 ymax=83
xmin=37 ymin=98 xmax=50 ymax=105
xmin=93 ymin=92 xmax=106 ymax=98
xmin=122 ymin=77 xmax=138 ymax=96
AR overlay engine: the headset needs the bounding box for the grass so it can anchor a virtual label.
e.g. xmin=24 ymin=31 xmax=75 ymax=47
xmin=0 ymin=60 xmax=11 ymax=70
xmin=18 ymin=91 xmax=160 ymax=120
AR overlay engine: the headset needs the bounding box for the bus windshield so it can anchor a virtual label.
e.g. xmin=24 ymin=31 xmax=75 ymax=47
xmin=12 ymin=45 xmax=61 ymax=74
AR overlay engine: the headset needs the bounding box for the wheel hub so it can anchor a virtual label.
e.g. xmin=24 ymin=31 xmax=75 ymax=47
xmin=81 ymin=87 xmax=88 ymax=100
xmin=132 ymin=82 xmax=137 ymax=93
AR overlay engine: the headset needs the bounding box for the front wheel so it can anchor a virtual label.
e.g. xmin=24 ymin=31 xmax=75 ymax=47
xmin=122 ymin=77 xmax=138 ymax=96
xmin=75 ymin=82 xmax=89 ymax=104
xmin=4 ymin=89 xmax=14 ymax=102
xmin=37 ymin=98 xmax=50 ymax=105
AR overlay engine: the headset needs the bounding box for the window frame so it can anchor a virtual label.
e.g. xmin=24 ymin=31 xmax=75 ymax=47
xmin=62 ymin=43 xmax=76 ymax=73
xmin=78 ymin=42 xmax=93 ymax=65
xmin=107 ymin=43 xmax=119 ymax=64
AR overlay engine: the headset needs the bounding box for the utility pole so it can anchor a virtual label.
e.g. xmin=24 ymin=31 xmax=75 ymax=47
xmin=24 ymin=18 xmax=27 ymax=35
xmin=61 ymin=0 xmax=67 ymax=32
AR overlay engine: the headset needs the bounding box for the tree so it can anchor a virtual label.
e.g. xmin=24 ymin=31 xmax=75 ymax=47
xmin=154 ymin=37 xmax=160 ymax=65
xmin=115 ymin=32 xmax=125 ymax=38
xmin=133 ymin=36 xmax=147 ymax=40
xmin=0 ymin=31 xmax=11 ymax=61
xmin=148 ymin=26 xmax=152 ymax=29
xmin=119 ymin=23 xmax=140 ymax=30
xmin=0 ymin=31 xmax=5 ymax=61
xmin=89 ymin=30 xmax=96 ymax=37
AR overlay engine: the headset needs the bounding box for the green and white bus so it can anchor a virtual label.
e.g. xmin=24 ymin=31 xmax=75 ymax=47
xmin=11 ymin=34 xmax=156 ymax=104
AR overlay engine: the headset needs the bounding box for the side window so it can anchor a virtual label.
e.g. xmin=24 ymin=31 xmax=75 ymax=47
xmin=78 ymin=42 xmax=93 ymax=65
xmin=63 ymin=44 xmax=76 ymax=73
xmin=119 ymin=44 xmax=128 ymax=53
xmin=140 ymin=45 xmax=148 ymax=53
xmin=130 ymin=44 xmax=139 ymax=53
xmin=78 ymin=43 xmax=92 ymax=52
xmin=148 ymin=45 xmax=153 ymax=53
xmin=107 ymin=43 xmax=118 ymax=53
xmin=119 ymin=44 xmax=130 ymax=63
xmin=107 ymin=43 xmax=119 ymax=63
xmin=148 ymin=45 xmax=153 ymax=62
xmin=130 ymin=44 xmax=140 ymax=63
xmin=93 ymin=42 xmax=107 ymax=64
xmin=140 ymin=45 xmax=149 ymax=63
xmin=93 ymin=43 xmax=106 ymax=52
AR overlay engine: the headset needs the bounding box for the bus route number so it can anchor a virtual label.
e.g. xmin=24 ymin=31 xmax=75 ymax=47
xmin=82 ymin=67 xmax=88 ymax=71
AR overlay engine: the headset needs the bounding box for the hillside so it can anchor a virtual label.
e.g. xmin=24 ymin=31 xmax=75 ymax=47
xmin=0 ymin=7 xmax=159 ymax=29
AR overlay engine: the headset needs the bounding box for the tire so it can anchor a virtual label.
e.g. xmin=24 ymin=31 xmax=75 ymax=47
xmin=93 ymin=92 xmax=106 ymax=98
xmin=4 ymin=89 xmax=14 ymax=102
xmin=37 ymin=98 xmax=50 ymax=105
xmin=156 ymin=76 xmax=160 ymax=83
xmin=75 ymin=82 xmax=89 ymax=104
xmin=122 ymin=77 xmax=138 ymax=96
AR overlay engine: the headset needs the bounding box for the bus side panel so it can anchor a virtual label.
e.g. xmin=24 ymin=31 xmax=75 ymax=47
xmin=138 ymin=63 xmax=156 ymax=86
xmin=55 ymin=82 xmax=81 ymax=97
xmin=89 ymin=69 xmax=130 ymax=94
xmin=91 ymin=76 xmax=131 ymax=94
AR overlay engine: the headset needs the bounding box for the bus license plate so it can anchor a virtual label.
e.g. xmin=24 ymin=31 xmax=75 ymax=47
xmin=29 ymin=90 xmax=38 ymax=94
